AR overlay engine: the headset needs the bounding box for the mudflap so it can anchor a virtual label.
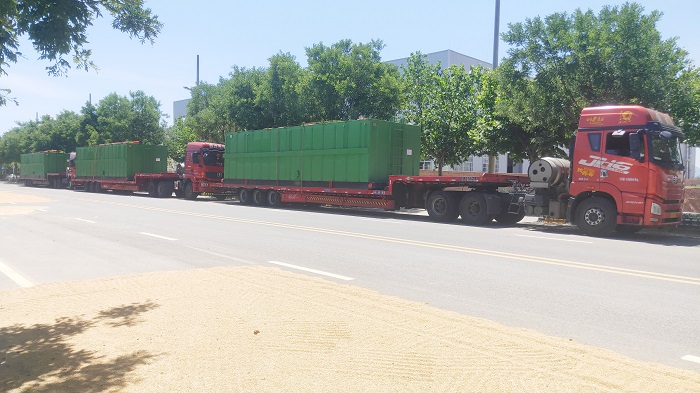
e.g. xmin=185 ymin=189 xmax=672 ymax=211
xmin=483 ymin=193 xmax=502 ymax=215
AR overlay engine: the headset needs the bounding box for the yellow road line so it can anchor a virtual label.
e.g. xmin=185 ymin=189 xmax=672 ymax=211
xmin=77 ymin=197 xmax=700 ymax=286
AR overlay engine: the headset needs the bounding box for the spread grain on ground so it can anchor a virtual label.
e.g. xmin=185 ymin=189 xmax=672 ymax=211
xmin=1 ymin=267 xmax=698 ymax=392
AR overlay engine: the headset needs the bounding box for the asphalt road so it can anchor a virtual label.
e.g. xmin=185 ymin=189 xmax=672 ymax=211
xmin=1 ymin=182 xmax=699 ymax=371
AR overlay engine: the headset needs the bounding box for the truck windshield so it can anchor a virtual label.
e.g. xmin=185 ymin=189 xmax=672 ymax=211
xmin=649 ymin=133 xmax=683 ymax=170
xmin=202 ymin=150 xmax=224 ymax=166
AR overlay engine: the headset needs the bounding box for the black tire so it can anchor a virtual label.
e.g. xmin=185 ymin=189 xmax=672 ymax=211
xmin=94 ymin=182 xmax=102 ymax=193
xmin=494 ymin=208 xmax=526 ymax=225
xmin=147 ymin=181 xmax=157 ymax=197
xmin=267 ymin=190 xmax=282 ymax=207
xmin=174 ymin=189 xmax=185 ymax=198
xmin=459 ymin=192 xmax=492 ymax=225
xmin=239 ymin=188 xmax=252 ymax=205
xmin=157 ymin=181 xmax=174 ymax=198
xmin=426 ymin=191 xmax=460 ymax=222
xmin=184 ymin=182 xmax=199 ymax=200
xmin=576 ymin=197 xmax=617 ymax=236
xmin=252 ymin=189 xmax=265 ymax=206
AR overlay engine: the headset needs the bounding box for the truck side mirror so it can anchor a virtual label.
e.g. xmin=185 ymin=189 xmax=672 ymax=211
xmin=629 ymin=132 xmax=643 ymax=161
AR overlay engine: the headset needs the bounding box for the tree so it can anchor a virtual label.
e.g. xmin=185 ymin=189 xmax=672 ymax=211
xmin=0 ymin=0 xmax=162 ymax=105
xmin=401 ymin=53 xmax=487 ymax=175
xmin=258 ymin=52 xmax=306 ymax=127
xmin=305 ymin=39 xmax=401 ymax=121
xmin=75 ymin=101 xmax=99 ymax=147
xmin=0 ymin=110 xmax=81 ymax=164
xmin=93 ymin=91 xmax=165 ymax=145
xmin=223 ymin=66 xmax=268 ymax=131
xmin=165 ymin=118 xmax=197 ymax=162
xmin=496 ymin=2 xmax=699 ymax=160
xmin=668 ymin=68 xmax=700 ymax=146
xmin=399 ymin=52 xmax=440 ymax=129
xmin=0 ymin=90 xmax=165 ymax=162
xmin=183 ymin=67 xmax=268 ymax=143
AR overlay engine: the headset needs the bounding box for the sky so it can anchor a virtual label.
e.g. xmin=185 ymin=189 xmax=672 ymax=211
xmin=1 ymin=0 xmax=699 ymax=173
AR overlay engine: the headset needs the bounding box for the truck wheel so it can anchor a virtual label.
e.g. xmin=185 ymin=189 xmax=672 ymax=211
xmin=426 ymin=191 xmax=459 ymax=222
xmin=459 ymin=192 xmax=491 ymax=225
xmin=148 ymin=182 xmax=157 ymax=197
xmin=238 ymin=188 xmax=252 ymax=205
xmin=157 ymin=181 xmax=174 ymax=198
xmin=494 ymin=209 xmax=526 ymax=225
xmin=184 ymin=182 xmax=199 ymax=200
xmin=252 ymin=189 xmax=265 ymax=206
xmin=94 ymin=182 xmax=102 ymax=193
xmin=267 ymin=190 xmax=282 ymax=207
xmin=576 ymin=197 xmax=616 ymax=236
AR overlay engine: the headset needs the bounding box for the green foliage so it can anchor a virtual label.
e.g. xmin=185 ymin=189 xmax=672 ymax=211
xmin=496 ymin=2 xmax=699 ymax=160
xmin=180 ymin=39 xmax=401 ymax=146
xmin=0 ymin=91 xmax=165 ymax=165
xmin=91 ymin=91 xmax=165 ymax=145
xmin=305 ymin=39 xmax=401 ymax=121
xmin=165 ymin=118 xmax=197 ymax=162
xmin=2 ymin=0 xmax=161 ymax=76
xmin=0 ymin=0 xmax=161 ymax=105
xmin=258 ymin=52 xmax=306 ymax=127
xmin=400 ymin=53 xmax=489 ymax=175
xmin=668 ymin=68 xmax=700 ymax=146
xmin=183 ymin=67 xmax=268 ymax=143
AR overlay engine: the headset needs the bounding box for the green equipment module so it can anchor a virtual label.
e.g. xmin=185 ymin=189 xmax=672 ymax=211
xmin=75 ymin=142 xmax=168 ymax=180
xmin=224 ymin=119 xmax=421 ymax=187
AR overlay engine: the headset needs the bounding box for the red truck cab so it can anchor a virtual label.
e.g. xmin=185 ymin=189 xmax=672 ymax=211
xmin=178 ymin=142 xmax=226 ymax=200
xmin=570 ymin=105 xmax=685 ymax=233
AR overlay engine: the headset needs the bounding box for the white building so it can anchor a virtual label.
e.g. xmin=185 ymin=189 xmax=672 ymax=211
xmin=173 ymin=98 xmax=189 ymax=121
xmin=683 ymin=144 xmax=697 ymax=179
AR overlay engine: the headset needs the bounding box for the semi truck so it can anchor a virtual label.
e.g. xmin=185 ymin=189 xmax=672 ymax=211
xmin=17 ymin=104 xmax=686 ymax=236
xmin=65 ymin=141 xmax=229 ymax=199
xmin=216 ymin=105 xmax=685 ymax=236
xmin=19 ymin=151 xmax=69 ymax=188
xmin=176 ymin=141 xmax=232 ymax=200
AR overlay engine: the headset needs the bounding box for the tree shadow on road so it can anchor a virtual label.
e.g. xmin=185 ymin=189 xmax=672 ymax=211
xmin=0 ymin=301 xmax=160 ymax=392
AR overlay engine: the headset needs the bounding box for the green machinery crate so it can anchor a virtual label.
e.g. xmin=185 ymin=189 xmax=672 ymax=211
xmin=224 ymin=119 xmax=421 ymax=185
xmin=20 ymin=151 xmax=69 ymax=179
xmin=75 ymin=142 xmax=168 ymax=179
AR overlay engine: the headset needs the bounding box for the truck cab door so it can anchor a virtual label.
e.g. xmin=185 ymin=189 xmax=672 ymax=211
xmin=571 ymin=132 xmax=602 ymax=192
xmin=600 ymin=130 xmax=648 ymax=215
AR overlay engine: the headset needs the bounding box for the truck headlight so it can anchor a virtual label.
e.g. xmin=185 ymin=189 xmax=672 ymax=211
xmin=651 ymin=202 xmax=662 ymax=215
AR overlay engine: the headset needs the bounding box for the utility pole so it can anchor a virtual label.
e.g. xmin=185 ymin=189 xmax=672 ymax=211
xmin=487 ymin=0 xmax=500 ymax=174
